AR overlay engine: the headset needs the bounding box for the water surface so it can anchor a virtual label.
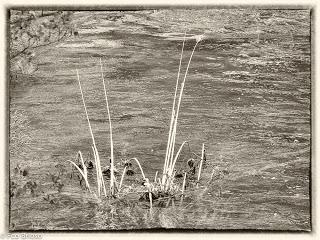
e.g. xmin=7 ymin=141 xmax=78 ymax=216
xmin=9 ymin=9 xmax=311 ymax=230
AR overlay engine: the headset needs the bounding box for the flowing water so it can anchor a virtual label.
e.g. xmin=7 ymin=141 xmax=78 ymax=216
xmin=9 ymin=9 xmax=311 ymax=230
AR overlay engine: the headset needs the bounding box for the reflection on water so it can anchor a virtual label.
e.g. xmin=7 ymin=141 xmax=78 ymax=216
xmin=10 ymin=10 xmax=310 ymax=230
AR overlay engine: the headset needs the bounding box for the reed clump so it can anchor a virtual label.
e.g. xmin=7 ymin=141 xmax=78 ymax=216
xmin=160 ymin=33 xmax=204 ymax=193
xmin=69 ymin=33 xmax=208 ymax=207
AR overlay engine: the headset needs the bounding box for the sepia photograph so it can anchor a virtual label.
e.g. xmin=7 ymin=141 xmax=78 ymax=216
xmin=8 ymin=6 xmax=311 ymax=231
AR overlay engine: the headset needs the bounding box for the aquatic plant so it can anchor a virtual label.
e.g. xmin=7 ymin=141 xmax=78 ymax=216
xmin=161 ymin=34 xmax=204 ymax=192
xmin=196 ymin=144 xmax=205 ymax=187
xmin=67 ymin=151 xmax=91 ymax=193
xmin=69 ymin=33 xmax=205 ymax=205
xmin=100 ymin=59 xmax=116 ymax=196
xmin=68 ymin=69 xmax=107 ymax=198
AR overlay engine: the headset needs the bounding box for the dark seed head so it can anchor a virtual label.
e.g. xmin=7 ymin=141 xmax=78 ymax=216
xmin=126 ymin=169 xmax=135 ymax=176
xmin=124 ymin=162 xmax=132 ymax=168
xmin=141 ymin=179 xmax=147 ymax=186
xmin=102 ymin=168 xmax=111 ymax=178
xmin=87 ymin=161 xmax=94 ymax=169
xmin=175 ymin=173 xmax=183 ymax=178
xmin=187 ymin=158 xmax=195 ymax=168
xmin=78 ymin=164 xmax=83 ymax=170
xmin=22 ymin=169 xmax=28 ymax=177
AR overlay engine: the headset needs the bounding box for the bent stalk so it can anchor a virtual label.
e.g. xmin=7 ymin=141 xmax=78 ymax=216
xmin=118 ymin=166 xmax=127 ymax=191
xmin=67 ymin=151 xmax=91 ymax=193
xmin=130 ymin=157 xmax=146 ymax=180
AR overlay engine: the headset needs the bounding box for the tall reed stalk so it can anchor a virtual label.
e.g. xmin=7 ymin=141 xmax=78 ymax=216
xmin=99 ymin=59 xmax=116 ymax=196
xmin=163 ymin=32 xmax=186 ymax=178
xmin=162 ymin=34 xmax=204 ymax=190
xmin=196 ymin=143 xmax=205 ymax=187
xmin=181 ymin=172 xmax=187 ymax=195
xmin=75 ymin=70 xmax=107 ymax=197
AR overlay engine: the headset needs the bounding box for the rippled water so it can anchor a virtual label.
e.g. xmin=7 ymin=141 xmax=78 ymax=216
xmin=9 ymin=10 xmax=311 ymax=230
